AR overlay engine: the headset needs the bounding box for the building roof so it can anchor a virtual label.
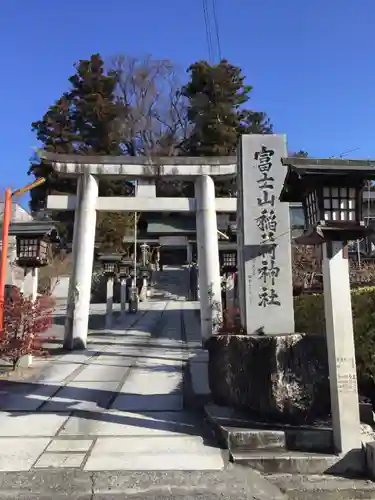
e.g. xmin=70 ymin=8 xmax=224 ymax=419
xmin=280 ymin=157 xmax=375 ymax=202
xmin=8 ymin=220 xmax=58 ymax=237
xmin=0 ymin=202 xmax=33 ymax=223
xmin=282 ymin=156 xmax=375 ymax=170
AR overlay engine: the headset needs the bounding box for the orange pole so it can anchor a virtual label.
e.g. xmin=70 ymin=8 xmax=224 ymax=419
xmin=0 ymin=188 xmax=12 ymax=333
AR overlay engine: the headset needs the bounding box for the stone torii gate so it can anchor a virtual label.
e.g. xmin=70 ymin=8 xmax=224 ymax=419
xmin=42 ymin=152 xmax=237 ymax=350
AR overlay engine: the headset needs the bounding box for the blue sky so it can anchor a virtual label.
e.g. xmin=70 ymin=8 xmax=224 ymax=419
xmin=1 ymin=0 xmax=374 ymax=206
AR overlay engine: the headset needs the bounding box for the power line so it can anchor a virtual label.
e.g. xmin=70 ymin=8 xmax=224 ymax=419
xmin=211 ymin=0 xmax=222 ymax=61
xmin=202 ymin=0 xmax=214 ymax=63
xmin=329 ymin=147 xmax=360 ymax=159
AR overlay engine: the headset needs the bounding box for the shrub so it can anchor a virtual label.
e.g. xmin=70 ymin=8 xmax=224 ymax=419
xmin=292 ymin=245 xmax=375 ymax=294
xmin=292 ymin=245 xmax=321 ymax=294
xmin=1 ymin=292 xmax=55 ymax=369
xmin=294 ymin=287 xmax=375 ymax=394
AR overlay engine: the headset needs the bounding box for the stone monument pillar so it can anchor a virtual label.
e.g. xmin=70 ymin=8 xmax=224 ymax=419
xmin=237 ymin=134 xmax=294 ymax=335
xmin=64 ymin=173 xmax=98 ymax=350
xmin=22 ymin=267 xmax=38 ymax=301
xmin=195 ymin=175 xmax=222 ymax=343
xmin=186 ymin=242 xmax=192 ymax=264
xmin=225 ymin=273 xmax=236 ymax=314
xmin=120 ymin=277 xmax=127 ymax=320
xmin=140 ymin=243 xmax=149 ymax=266
xmin=105 ymin=276 xmax=114 ymax=330
xmin=322 ymin=241 xmax=361 ymax=453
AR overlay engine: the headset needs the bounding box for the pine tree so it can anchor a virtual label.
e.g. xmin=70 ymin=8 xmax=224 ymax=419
xmin=291 ymin=150 xmax=309 ymax=158
xmin=182 ymin=59 xmax=272 ymax=156
xmin=68 ymin=54 xmax=123 ymax=155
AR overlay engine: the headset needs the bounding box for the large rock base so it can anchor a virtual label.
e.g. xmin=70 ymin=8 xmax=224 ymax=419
xmin=207 ymin=333 xmax=330 ymax=424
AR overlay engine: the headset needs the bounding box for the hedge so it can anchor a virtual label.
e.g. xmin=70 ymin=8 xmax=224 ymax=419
xmin=294 ymin=287 xmax=375 ymax=393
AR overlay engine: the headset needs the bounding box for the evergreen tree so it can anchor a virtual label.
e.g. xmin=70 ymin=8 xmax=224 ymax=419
xmin=291 ymin=150 xmax=309 ymax=158
xmin=29 ymin=54 xmax=133 ymax=248
xmin=240 ymin=110 xmax=272 ymax=135
xmin=182 ymin=59 xmax=272 ymax=157
xmin=29 ymin=95 xmax=78 ymax=241
xmin=67 ymin=54 xmax=123 ymax=155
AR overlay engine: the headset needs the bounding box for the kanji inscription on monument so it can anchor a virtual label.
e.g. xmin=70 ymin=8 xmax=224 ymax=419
xmin=336 ymin=356 xmax=358 ymax=394
xmin=237 ymin=134 xmax=294 ymax=334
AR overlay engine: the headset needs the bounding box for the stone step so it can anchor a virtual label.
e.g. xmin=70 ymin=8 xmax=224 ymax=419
xmin=222 ymin=426 xmax=333 ymax=454
xmin=226 ymin=428 xmax=286 ymax=451
xmin=231 ymin=449 xmax=340 ymax=474
xmin=205 ymin=405 xmax=334 ymax=454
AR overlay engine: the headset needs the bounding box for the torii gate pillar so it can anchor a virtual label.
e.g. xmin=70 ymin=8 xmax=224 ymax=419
xmin=64 ymin=173 xmax=98 ymax=350
xmin=195 ymin=175 xmax=222 ymax=344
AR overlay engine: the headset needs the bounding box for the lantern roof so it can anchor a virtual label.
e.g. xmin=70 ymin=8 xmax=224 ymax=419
xmin=8 ymin=220 xmax=58 ymax=240
xmin=97 ymin=253 xmax=123 ymax=263
xmin=120 ymin=257 xmax=133 ymax=265
xmin=280 ymin=157 xmax=375 ymax=203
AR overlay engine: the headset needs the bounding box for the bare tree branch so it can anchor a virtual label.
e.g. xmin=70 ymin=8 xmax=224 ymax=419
xmin=107 ymin=54 xmax=190 ymax=157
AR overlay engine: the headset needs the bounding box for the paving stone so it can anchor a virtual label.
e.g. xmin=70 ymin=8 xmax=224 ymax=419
xmin=112 ymin=394 xmax=183 ymax=411
xmin=59 ymin=410 xmax=199 ymax=437
xmin=47 ymin=439 xmax=93 ymax=452
xmin=0 ymin=438 xmax=50 ymax=471
xmin=38 ymin=363 xmax=81 ymax=383
xmin=55 ymin=352 xmax=101 ymax=364
xmin=72 ymin=364 xmax=129 ymax=382
xmin=0 ymin=412 xmax=70 ymax=437
xmin=146 ymin=340 xmax=185 ymax=349
xmin=0 ymin=295 xmax=224 ymax=474
xmin=136 ymin=352 xmax=189 ymax=363
xmin=84 ymin=436 xmax=224 ymax=471
xmin=119 ymin=368 xmax=182 ymax=395
xmin=91 ymin=355 xmax=134 ymax=367
xmin=136 ymin=358 xmax=183 ymax=368
xmin=34 ymin=453 xmax=86 ymax=468
xmin=104 ymin=346 xmax=145 ymax=356
xmin=89 ymin=435 xmax=213 ymax=453
xmin=41 ymin=381 xmax=118 ymax=412
xmin=0 ymin=383 xmax=59 ymax=411
xmin=103 ymin=337 xmax=147 ymax=347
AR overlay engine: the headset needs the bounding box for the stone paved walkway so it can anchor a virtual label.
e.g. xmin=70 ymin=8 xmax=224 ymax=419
xmin=0 ymin=300 xmax=224 ymax=472
xmin=149 ymin=266 xmax=190 ymax=301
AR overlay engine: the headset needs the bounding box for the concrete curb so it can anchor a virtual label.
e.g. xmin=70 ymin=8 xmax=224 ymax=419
xmin=183 ymin=351 xmax=212 ymax=411
xmin=267 ymin=473 xmax=375 ymax=499
xmin=0 ymin=468 xmax=287 ymax=500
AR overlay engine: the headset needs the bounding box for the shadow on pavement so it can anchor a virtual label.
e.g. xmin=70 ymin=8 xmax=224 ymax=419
xmin=0 ymin=378 xmax=216 ymax=446
xmin=0 ymin=295 xmax=213 ymax=446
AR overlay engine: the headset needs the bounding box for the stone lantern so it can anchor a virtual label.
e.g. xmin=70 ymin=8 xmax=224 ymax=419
xmin=218 ymin=242 xmax=237 ymax=313
xmin=98 ymin=254 xmax=122 ymax=277
xmin=97 ymin=254 xmax=122 ymax=329
xmin=118 ymin=258 xmax=132 ymax=319
xmin=280 ymin=156 xmax=375 ymax=456
xmin=9 ymin=220 xmax=58 ymax=300
xmin=280 ymin=158 xmax=372 ymax=244
xmin=10 ymin=221 xmax=58 ymax=269
xmin=219 ymin=244 xmax=237 ymax=274
xmin=118 ymin=260 xmax=131 ymax=279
